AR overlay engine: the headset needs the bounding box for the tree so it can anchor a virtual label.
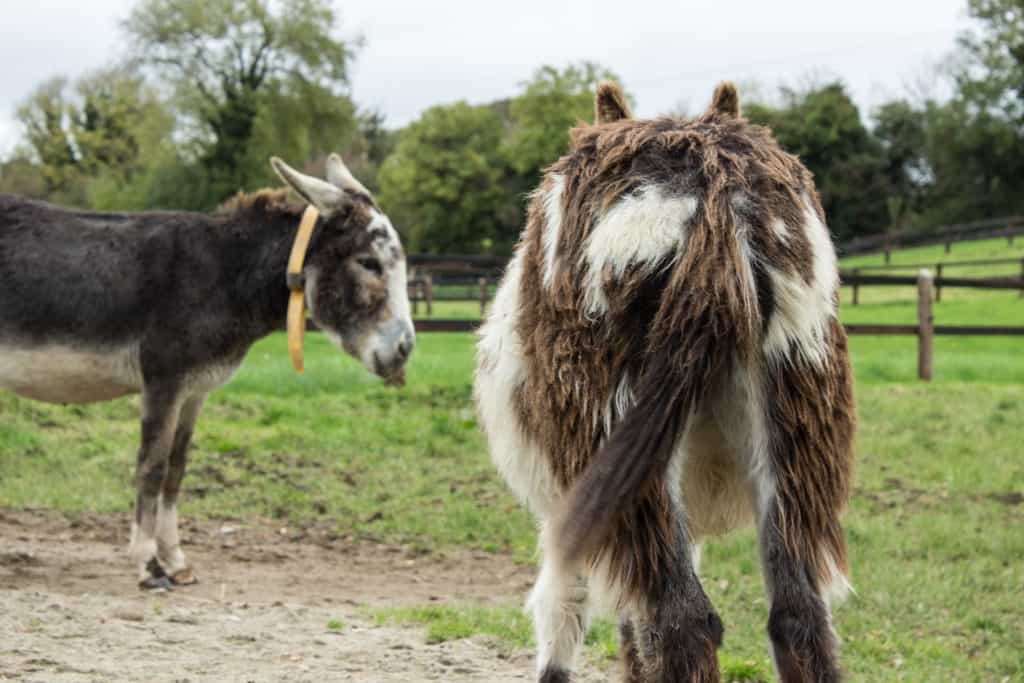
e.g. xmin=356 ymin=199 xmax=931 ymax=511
xmin=377 ymin=102 xmax=506 ymax=254
xmin=0 ymin=156 xmax=48 ymax=199
xmin=13 ymin=69 xmax=173 ymax=206
xmin=746 ymin=83 xmax=893 ymax=240
xmin=71 ymin=70 xmax=169 ymax=178
xmin=341 ymin=109 xmax=398 ymax=194
xmin=872 ymin=100 xmax=930 ymax=228
xmin=955 ymin=0 xmax=1024 ymax=121
xmin=491 ymin=62 xmax=626 ymax=250
xmin=503 ymin=62 xmax=624 ymax=180
xmin=123 ymin=0 xmax=359 ymax=207
xmin=15 ymin=77 xmax=77 ymax=194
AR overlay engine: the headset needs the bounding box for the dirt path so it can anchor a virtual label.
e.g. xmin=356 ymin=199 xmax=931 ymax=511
xmin=0 ymin=508 xmax=605 ymax=682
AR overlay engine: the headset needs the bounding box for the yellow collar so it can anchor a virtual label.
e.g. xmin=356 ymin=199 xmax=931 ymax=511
xmin=286 ymin=206 xmax=319 ymax=373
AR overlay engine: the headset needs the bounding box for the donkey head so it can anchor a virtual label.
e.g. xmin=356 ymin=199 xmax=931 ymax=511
xmin=271 ymin=154 xmax=414 ymax=385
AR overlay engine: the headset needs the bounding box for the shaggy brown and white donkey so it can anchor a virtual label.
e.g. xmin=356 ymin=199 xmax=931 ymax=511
xmin=475 ymin=82 xmax=855 ymax=682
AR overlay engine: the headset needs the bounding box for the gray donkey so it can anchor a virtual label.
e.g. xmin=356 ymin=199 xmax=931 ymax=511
xmin=0 ymin=154 xmax=414 ymax=589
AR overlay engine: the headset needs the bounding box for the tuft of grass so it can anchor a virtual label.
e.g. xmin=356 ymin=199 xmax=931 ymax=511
xmin=326 ymin=618 xmax=345 ymax=632
xmin=371 ymin=605 xmax=533 ymax=651
xmin=372 ymin=604 xmax=769 ymax=680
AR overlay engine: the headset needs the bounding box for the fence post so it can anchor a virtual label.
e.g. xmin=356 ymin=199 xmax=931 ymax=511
xmin=884 ymin=246 xmax=891 ymax=264
xmin=424 ymin=273 xmax=434 ymax=317
xmin=411 ymin=280 xmax=420 ymax=316
xmin=935 ymin=263 xmax=943 ymax=303
xmin=917 ymin=270 xmax=934 ymax=382
xmin=944 ymin=240 xmax=952 ymax=254
xmin=852 ymin=268 xmax=860 ymax=306
xmin=479 ymin=276 xmax=489 ymax=315
xmin=1020 ymin=258 xmax=1024 ymax=299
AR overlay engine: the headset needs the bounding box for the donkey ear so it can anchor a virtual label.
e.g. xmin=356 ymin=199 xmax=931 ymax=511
xmin=594 ymin=81 xmax=632 ymax=124
xmin=709 ymin=82 xmax=740 ymax=117
xmin=270 ymin=157 xmax=347 ymax=213
xmin=326 ymin=153 xmax=371 ymax=197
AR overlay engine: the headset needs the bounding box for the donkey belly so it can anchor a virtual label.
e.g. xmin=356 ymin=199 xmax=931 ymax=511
xmin=679 ymin=413 xmax=755 ymax=540
xmin=0 ymin=343 xmax=142 ymax=404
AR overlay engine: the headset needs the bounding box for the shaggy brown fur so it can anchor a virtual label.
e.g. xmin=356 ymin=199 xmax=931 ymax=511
xmin=595 ymin=81 xmax=633 ymax=124
xmin=710 ymin=81 xmax=741 ymax=117
xmin=477 ymin=80 xmax=856 ymax=682
xmin=217 ymin=188 xmax=298 ymax=216
xmin=515 ymin=102 xmax=841 ymax=580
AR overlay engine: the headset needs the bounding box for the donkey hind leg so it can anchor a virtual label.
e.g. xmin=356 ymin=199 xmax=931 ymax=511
xmin=156 ymin=393 xmax=206 ymax=586
xmin=634 ymin=517 xmax=723 ymax=682
xmin=529 ymin=526 xmax=591 ymax=683
xmin=129 ymin=383 xmax=183 ymax=590
xmin=617 ymin=619 xmax=644 ymax=683
xmin=756 ymin=492 xmax=847 ymax=683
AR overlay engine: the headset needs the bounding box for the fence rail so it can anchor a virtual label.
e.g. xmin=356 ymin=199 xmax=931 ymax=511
xmin=838 ymin=216 xmax=1024 ymax=259
xmin=393 ymin=270 xmax=1024 ymax=381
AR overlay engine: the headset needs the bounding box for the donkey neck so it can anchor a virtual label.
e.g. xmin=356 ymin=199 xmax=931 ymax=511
xmin=216 ymin=207 xmax=306 ymax=341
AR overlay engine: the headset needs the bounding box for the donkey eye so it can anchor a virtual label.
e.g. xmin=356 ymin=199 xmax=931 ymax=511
xmin=356 ymin=257 xmax=383 ymax=276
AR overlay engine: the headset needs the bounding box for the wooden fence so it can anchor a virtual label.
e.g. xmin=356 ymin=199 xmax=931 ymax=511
xmin=844 ymin=257 xmax=1024 ymax=303
xmin=402 ymin=269 xmax=1024 ymax=381
xmin=838 ymin=216 xmax=1024 ymax=260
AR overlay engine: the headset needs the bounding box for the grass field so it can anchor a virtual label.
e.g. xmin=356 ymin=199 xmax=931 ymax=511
xmin=2 ymin=238 xmax=1022 ymax=681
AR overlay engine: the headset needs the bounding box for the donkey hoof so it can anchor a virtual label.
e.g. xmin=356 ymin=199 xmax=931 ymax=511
xmin=139 ymin=575 xmax=174 ymax=592
xmin=170 ymin=568 xmax=198 ymax=586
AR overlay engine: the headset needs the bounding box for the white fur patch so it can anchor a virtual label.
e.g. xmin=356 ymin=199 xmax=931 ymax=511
xmin=155 ymin=500 xmax=187 ymax=574
xmin=474 ymin=251 xmax=558 ymax=516
xmin=129 ymin=521 xmax=158 ymax=582
xmin=0 ymin=343 xmax=141 ymax=404
xmin=599 ymin=371 xmax=634 ymax=437
xmin=540 ymin=174 xmax=566 ymax=290
xmin=763 ymin=196 xmax=839 ymax=365
xmin=770 ymin=217 xmax=790 ymax=243
xmin=820 ymin=552 xmax=854 ymax=606
xmin=332 ymin=210 xmax=414 ymax=375
xmin=528 ymin=525 xmax=591 ymax=672
xmin=582 ymin=186 xmax=697 ymax=315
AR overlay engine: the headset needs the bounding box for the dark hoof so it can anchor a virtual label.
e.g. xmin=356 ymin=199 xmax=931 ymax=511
xmin=139 ymin=575 xmax=173 ymax=591
xmin=170 ymin=568 xmax=199 ymax=586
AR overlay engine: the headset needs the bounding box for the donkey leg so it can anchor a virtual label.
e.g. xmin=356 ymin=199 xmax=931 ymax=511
xmin=627 ymin=511 xmax=723 ymax=683
xmin=752 ymin=328 xmax=855 ymax=681
xmin=130 ymin=382 xmax=183 ymax=590
xmin=529 ymin=525 xmax=591 ymax=683
xmin=756 ymin=493 xmax=847 ymax=683
xmin=156 ymin=393 xmax=206 ymax=586
xmin=618 ymin=618 xmax=645 ymax=683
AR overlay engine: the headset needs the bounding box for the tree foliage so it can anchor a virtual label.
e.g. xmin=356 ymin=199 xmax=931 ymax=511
xmin=10 ymin=69 xmax=172 ymax=206
xmin=123 ymin=0 xmax=359 ymax=207
xmin=8 ymin=1 xmax=1024 ymax=253
xmin=377 ymin=102 xmax=506 ymax=254
xmin=746 ymin=83 xmax=893 ymax=240
xmin=503 ymin=62 xmax=622 ymax=179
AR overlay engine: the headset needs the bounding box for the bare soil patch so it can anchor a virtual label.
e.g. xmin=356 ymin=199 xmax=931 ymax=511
xmin=0 ymin=508 xmax=603 ymax=682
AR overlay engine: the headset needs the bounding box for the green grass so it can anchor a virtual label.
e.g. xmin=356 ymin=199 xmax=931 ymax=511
xmin=372 ymin=604 xmax=771 ymax=680
xmin=1 ymin=237 xmax=1022 ymax=680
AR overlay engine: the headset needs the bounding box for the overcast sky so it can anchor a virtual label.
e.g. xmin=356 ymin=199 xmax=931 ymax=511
xmin=0 ymin=0 xmax=971 ymax=157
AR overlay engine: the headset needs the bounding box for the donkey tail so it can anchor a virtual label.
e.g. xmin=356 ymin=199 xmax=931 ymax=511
xmin=555 ymin=200 xmax=756 ymax=571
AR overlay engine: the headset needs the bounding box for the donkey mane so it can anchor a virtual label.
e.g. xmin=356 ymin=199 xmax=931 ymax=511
xmin=217 ymin=188 xmax=303 ymax=220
